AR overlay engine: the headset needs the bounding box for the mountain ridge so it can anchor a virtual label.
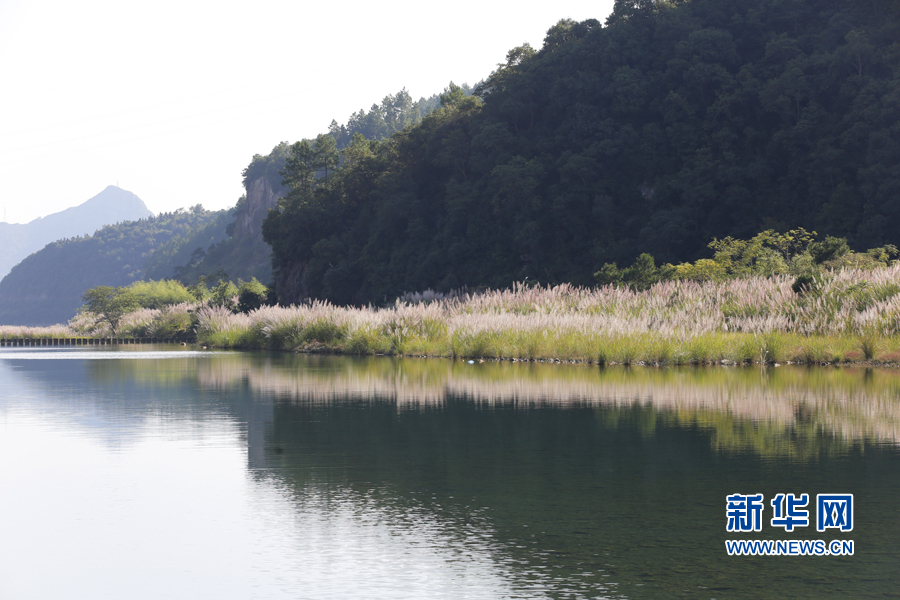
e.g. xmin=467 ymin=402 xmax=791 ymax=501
xmin=0 ymin=185 xmax=154 ymax=279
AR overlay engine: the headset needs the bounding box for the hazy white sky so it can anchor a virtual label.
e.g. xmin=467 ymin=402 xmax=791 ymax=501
xmin=0 ymin=0 xmax=615 ymax=224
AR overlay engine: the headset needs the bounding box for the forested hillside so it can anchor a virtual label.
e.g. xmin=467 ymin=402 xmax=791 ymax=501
xmin=0 ymin=207 xmax=222 ymax=325
xmin=0 ymin=186 xmax=152 ymax=279
xmin=262 ymin=0 xmax=900 ymax=305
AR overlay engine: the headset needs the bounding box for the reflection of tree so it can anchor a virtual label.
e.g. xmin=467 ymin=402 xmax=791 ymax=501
xmin=260 ymin=394 xmax=900 ymax=600
xmin=65 ymin=350 xmax=899 ymax=598
xmin=194 ymin=353 xmax=900 ymax=456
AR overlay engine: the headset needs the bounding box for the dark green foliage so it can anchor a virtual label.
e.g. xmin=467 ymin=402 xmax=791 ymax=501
xmin=237 ymin=278 xmax=272 ymax=313
xmin=594 ymin=253 xmax=675 ymax=290
xmin=809 ymin=236 xmax=851 ymax=264
xmin=166 ymin=87 xmax=457 ymax=290
xmin=184 ymin=272 xmax=239 ymax=311
xmin=262 ymin=0 xmax=900 ymax=305
xmin=0 ymin=208 xmax=220 ymax=325
xmin=186 ymin=275 xmax=213 ymax=302
xmin=144 ymin=207 xmax=232 ymax=281
xmin=242 ymin=142 xmax=293 ymax=193
xmin=165 ymin=210 xmax=273 ymax=286
xmin=594 ymin=263 xmax=624 ymax=287
xmin=210 ymin=279 xmax=239 ymax=312
xmin=791 ymin=274 xmax=817 ymax=295
xmin=326 ymin=88 xmax=454 ymax=148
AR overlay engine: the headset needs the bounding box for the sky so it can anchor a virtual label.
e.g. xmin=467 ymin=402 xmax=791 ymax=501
xmin=0 ymin=0 xmax=615 ymax=224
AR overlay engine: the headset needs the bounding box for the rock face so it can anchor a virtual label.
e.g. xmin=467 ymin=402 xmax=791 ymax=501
xmin=235 ymin=177 xmax=282 ymax=239
xmin=238 ymin=177 xmax=304 ymax=301
xmin=166 ymin=174 xmax=285 ymax=287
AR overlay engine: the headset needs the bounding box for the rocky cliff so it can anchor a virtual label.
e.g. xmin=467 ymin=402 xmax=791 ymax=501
xmin=235 ymin=177 xmax=283 ymax=239
xmin=155 ymin=174 xmax=284 ymax=286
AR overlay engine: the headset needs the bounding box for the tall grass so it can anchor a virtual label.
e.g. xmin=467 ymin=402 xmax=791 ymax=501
xmin=190 ymin=266 xmax=900 ymax=365
xmin=0 ymin=324 xmax=74 ymax=339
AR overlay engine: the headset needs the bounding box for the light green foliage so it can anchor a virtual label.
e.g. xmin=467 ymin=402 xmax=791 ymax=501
xmin=126 ymin=280 xmax=194 ymax=309
xmin=211 ymin=279 xmax=239 ymax=312
xmin=186 ymin=275 xmax=211 ymax=302
xmin=702 ymin=228 xmax=816 ymax=279
xmin=672 ymin=229 xmax=898 ymax=285
xmin=673 ymin=259 xmax=727 ymax=282
xmin=81 ymin=286 xmax=140 ymax=335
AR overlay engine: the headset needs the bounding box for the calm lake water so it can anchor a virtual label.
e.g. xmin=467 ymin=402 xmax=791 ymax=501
xmin=0 ymin=346 xmax=898 ymax=599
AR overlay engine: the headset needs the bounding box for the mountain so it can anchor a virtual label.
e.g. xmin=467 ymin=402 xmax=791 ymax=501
xmin=0 ymin=207 xmax=223 ymax=325
xmin=0 ymin=186 xmax=153 ymax=280
xmin=261 ymin=0 xmax=900 ymax=305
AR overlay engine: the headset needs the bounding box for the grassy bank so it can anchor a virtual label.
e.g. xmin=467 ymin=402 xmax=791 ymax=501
xmin=193 ymin=266 xmax=900 ymax=366
xmin=10 ymin=266 xmax=900 ymax=366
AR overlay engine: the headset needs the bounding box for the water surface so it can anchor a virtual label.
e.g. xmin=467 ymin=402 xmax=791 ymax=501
xmin=1 ymin=346 xmax=898 ymax=599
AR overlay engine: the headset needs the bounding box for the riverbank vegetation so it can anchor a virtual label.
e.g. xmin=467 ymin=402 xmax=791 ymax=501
xmin=1 ymin=230 xmax=895 ymax=367
xmin=187 ymin=264 xmax=900 ymax=365
xmin=178 ymin=228 xmax=900 ymax=366
xmin=9 ymin=227 xmax=900 ymax=368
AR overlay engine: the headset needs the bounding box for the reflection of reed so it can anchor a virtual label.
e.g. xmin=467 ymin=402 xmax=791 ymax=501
xmin=195 ymin=354 xmax=900 ymax=450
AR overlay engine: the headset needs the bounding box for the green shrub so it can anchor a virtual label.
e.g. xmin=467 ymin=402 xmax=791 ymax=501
xmin=237 ymin=278 xmax=271 ymax=313
xmin=127 ymin=280 xmax=194 ymax=309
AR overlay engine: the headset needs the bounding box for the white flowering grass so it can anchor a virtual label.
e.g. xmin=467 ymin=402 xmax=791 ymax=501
xmin=0 ymin=324 xmax=74 ymax=338
xmin=187 ymin=266 xmax=900 ymax=365
xmin=12 ymin=266 xmax=891 ymax=363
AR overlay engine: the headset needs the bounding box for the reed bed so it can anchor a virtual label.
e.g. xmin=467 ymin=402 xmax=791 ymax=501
xmin=194 ymin=266 xmax=900 ymax=366
xmin=0 ymin=324 xmax=75 ymax=339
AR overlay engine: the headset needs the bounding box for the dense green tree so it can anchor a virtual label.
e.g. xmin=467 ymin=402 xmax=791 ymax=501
xmin=237 ymin=278 xmax=272 ymax=313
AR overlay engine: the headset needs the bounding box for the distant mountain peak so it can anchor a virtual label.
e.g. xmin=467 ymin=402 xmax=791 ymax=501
xmin=0 ymin=187 xmax=154 ymax=280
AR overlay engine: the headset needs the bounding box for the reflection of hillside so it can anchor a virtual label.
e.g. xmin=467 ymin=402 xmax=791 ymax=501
xmin=195 ymin=354 xmax=900 ymax=455
xmin=259 ymin=390 xmax=900 ymax=600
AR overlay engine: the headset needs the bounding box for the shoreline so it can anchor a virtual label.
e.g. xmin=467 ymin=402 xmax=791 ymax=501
xmin=4 ymin=333 xmax=900 ymax=369
xmin=198 ymin=335 xmax=900 ymax=369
